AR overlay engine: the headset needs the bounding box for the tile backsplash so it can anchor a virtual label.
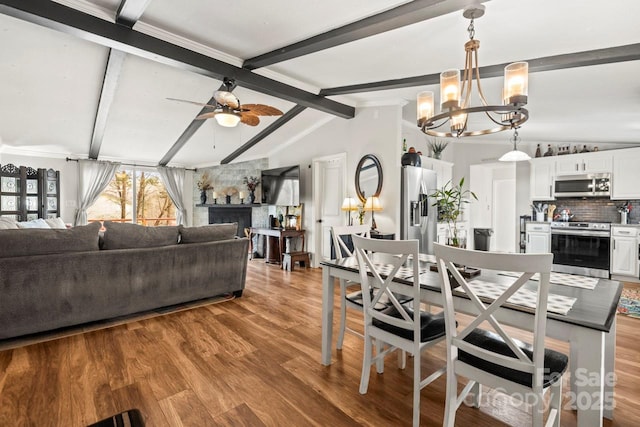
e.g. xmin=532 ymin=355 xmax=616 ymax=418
xmin=531 ymin=198 xmax=640 ymax=223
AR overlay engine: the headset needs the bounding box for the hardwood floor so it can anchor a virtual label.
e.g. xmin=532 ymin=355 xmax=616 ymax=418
xmin=0 ymin=259 xmax=638 ymax=426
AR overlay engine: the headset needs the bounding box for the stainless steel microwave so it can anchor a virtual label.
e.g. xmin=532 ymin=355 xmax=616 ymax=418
xmin=553 ymin=173 xmax=610 ymax=198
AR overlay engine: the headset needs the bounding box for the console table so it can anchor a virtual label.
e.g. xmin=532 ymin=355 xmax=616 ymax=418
xmin=249 ymin=228 xmax=305 ymax=265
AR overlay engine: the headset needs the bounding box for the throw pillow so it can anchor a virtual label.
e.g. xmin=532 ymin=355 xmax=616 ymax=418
xmin=0 ymin=222 xmax=101 ymax=258
xmin=16 ymin=218 xmax=51 ymax=229
xmin=44 ymin=217 xmax=67 ymax=229
xmin=0 ymin=217 xmax=18 ymax=229
xmin=179 ymin=223 xmax=238 ymax=244
xmin=101 ymin=221 xmax=180 ymax=250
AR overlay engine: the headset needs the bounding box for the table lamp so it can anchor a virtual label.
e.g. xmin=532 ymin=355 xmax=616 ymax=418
xmin=364 ymin=196 xmax=382 ymax=231
xmin=341 ymin=197 xmax=358 ymax=226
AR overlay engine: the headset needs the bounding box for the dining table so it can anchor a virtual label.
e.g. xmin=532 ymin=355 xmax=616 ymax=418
xmin=320 ymin=254 xmax=623 ymax=427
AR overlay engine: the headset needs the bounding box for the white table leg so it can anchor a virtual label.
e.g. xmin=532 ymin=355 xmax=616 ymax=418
xmin=321 ymin=266 xmax=334 ymax=366
xmin=572 ymin=328 xmax=605 ymax=427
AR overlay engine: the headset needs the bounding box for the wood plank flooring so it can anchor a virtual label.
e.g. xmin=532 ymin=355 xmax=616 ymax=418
xmin=0 ymin=260 xmax=638 ymax=426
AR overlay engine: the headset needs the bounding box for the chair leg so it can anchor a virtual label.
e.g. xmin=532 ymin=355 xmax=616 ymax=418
xmin=337 ymin=279 xmax=348 ymax=350
xmin=359 ymin=333 xmax=373 ymax=394
xmin=397 ymin=349 xmax=406 ymax=370
xmin=469 ymin=381 xmax=481 ymax=408
xmin=375 ymin=339 xmax=384 ymax=374
xmin=531 ymin=386 xmax=544 ymax=427
xmin=443 ymin=364 xmax=458 ymax=427
xmin=549 ymin=378 xmax=563 ymax=427
xmin=412 ymin=348 xmax=421 ymax=427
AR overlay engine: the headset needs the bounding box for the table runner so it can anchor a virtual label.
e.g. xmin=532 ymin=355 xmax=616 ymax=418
xmin=499 ymin=271 xmax=597 ymax=290
xmin=458 ymin=279 xmax=577 ymax=315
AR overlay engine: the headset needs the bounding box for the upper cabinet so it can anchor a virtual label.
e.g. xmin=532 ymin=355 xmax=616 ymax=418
xmin=0 ymin=164 xmax=60 ymax=221
xmin=529 ymin=157 xmax=555 ymax=201
xmin=555 ymin=152 xmax=612 ymax=175
xmin=612 ymin=147 xmax=640 ymax=200
xmin=421 ymin=156 xmax=453 ymax=189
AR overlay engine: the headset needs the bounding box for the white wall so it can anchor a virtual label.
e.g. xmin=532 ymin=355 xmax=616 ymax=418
xmin=270 ymin=105 xmax=402 ymax=258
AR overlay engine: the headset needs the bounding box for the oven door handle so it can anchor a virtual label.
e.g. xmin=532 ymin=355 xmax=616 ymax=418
xmin=551 ymin=229 xmax=610 ymax=238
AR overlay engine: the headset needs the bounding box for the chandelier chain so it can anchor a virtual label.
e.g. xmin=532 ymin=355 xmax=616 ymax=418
xmin=467 ymin=18 xmax=475 ymax=40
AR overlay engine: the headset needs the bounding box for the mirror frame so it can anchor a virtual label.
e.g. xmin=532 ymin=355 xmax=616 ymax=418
xmin=355 ymin=154 xmax=383 ymax=203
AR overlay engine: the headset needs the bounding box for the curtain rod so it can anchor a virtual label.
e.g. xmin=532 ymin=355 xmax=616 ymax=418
xmin=65 ymin=157 xmax=197 ymax=171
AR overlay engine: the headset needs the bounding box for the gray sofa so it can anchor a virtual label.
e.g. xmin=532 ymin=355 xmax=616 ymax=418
xmin=0 ymin=221 xmax=249 ymax=340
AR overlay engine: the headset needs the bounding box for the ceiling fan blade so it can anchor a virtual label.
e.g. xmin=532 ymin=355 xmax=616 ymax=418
xmin=240 ymin=114 xmax=260 ymax=126
xmin=196 ymin=112 xmax=219 ymax=120
xmin=213 ymin=90 xmax=239 ymax=109
xmin=240 ymin=104 xmax=283 ymax=116
xmin=166 ymin=97 xmax=217 ymax=109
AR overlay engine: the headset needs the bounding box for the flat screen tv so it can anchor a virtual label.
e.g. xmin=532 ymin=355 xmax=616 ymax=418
xmin=261 ymin=165 xmax=300 ymax=206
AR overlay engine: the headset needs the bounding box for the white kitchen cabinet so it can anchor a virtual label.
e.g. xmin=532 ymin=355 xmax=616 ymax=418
xmin=610 ymin=226 xmax=639 ymax=277
xmin=529 ymin=157 xmax=555 ymax=201
xmin=437 ymin=222 xmax=468 ymax=246
xmin=421 ymin=156 xmax=453 ymax=189
xmin=612 ymin=147 xmax=640 ymax=199
xmin=525 ymin=222 xmax=550 ymax=253
xmin=555 ymin=152 xmax=612 ymax=175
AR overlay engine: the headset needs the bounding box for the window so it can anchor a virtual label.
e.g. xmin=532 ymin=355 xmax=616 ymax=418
xmin=87 ymin=167 xmax=176 ymax=226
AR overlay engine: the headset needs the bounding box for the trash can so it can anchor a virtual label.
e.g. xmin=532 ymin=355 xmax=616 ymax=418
xmin=474 ymin=228 xmax=493 ymax=251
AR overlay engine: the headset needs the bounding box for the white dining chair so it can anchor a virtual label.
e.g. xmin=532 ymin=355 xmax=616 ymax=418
xmin=330 ymin=224 xmax=372 ymax=349
xmin=433 ymin=243 xmax=567 ymax=427
xmin=353 ymin=235 xmax=447 ymax=427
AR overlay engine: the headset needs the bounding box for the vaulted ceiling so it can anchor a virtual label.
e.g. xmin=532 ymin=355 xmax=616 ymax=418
xmin=0 ymin=0 xmax=639 ymax=167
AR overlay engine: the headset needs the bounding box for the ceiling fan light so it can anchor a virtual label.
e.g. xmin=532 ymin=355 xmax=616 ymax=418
xmin=215 ymin=112 xmax=241 ymax=127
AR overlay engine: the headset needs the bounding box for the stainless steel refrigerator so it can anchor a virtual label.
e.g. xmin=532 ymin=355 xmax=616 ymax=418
xmin=400 ymin=166 xmax=438 ymax=254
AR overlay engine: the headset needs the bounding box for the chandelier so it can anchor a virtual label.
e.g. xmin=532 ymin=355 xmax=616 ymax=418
xmin=417 ymin=4 xmax=529 ymax=138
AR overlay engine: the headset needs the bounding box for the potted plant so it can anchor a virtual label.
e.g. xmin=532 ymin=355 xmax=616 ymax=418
xmin=430 ymin=177 xmax=477 ymax=247
xmin=428 ymin=139 xmax=449 ymax=159
xmin=243 ymin=176 xmax=260 ymax=204
xmin=197 ymin=172 xmax=213 ymax=204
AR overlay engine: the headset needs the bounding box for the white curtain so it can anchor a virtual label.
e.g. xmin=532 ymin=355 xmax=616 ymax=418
xmin=74 ymin=160 xmax=121 ymax=226
xmin=157 ymin=166 xmax=187 ymax=226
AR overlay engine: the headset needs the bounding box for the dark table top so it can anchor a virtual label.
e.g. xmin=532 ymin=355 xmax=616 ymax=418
xmin=321 ymin=256 xmax=623 ymax=333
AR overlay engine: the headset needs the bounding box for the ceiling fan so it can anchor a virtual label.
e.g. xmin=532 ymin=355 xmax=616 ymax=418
xmin=168 ymin=78 xmax=283 ymax=127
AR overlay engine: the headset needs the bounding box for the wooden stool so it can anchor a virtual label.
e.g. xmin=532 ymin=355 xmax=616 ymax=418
xmin=282 ymin=251 xmax=310 ymax=271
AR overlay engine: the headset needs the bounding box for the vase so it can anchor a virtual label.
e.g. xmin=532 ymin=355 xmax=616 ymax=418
xmin=249 ymin=190 xmax=256 ymax=204
xmin=433 ymin=152 xmax=442 ymax=160
xmin=200 ymin=190 xmax=207 ymax=205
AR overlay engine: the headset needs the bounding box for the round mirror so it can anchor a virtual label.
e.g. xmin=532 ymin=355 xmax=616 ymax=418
xmin=355 ymin=154 xmax=383 ymax=203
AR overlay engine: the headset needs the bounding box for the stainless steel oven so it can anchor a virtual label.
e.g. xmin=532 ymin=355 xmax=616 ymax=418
xmin=550 ymin=222 xmax=610 ymax=278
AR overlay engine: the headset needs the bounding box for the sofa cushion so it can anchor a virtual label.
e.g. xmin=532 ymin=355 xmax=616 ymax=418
xmin=180 ymin=223 xmax=238 ymax=243
xmin=102 ymin=221 xmax=180 ymax=250
xmin=0 ymin=222 xmax=100 ymax=258
xmin=17 ymin=218 xmax=51 ymax=229
xmin=0 ymin=217 xmax=18 ymax=229
xmin=44 ymin=217 xmax=67 ymax=229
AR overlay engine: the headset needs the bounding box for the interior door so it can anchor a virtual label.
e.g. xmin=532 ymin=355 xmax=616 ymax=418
xmin=312 ymin=153 xmax=346 ymax=267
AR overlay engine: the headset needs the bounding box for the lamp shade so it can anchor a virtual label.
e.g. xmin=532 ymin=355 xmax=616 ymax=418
xmin=499 ymin=149 xmax=531 ymax=162
xmin=341 ymin=197 xmax=358 ymax=211
xmin=364 ymin=196 xmax=382 ymax=212
xmin=214 ymin=112 xmax=241 ymax=127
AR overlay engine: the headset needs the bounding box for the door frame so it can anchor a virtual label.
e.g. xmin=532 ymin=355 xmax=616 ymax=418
xmin=312 ymin=152 xmax=347 ymax=268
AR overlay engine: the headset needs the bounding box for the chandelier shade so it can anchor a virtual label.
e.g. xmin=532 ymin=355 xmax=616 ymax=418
xmin=417 ymin=4 xmax=529 ymax=138
xmin=214 ymin=107 xmax=241 ymax=127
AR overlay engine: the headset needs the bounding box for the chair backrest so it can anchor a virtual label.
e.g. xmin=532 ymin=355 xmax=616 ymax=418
xmin=352 ymin=235 xmax=422 ymax=336
xmin=433 ymin=243 xmax=553 ymax=389
xmin=331 ymin=224 xmax=371 ymax=260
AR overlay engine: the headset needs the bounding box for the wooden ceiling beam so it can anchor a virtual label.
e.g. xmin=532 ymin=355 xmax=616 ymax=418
xmin=320 ymin=43 xmax=640 ymax=95
xmin=0 ymin=0 xmax=354 ymax=119
xmin=220 ymin=106 xmax=307 ymax=164
xmin=243 ymin=0 xmax=489 ymax=70
xmin=115 ymin=0 xmax=152 ymax=28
